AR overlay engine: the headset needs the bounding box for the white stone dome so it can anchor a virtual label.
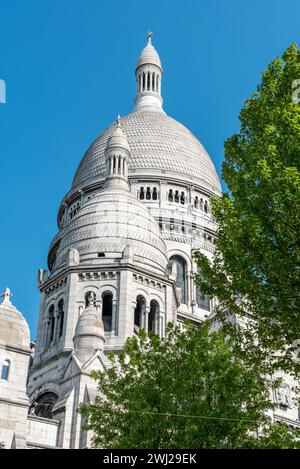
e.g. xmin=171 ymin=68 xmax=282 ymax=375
xmin=71 ymin=110 xmax=222 ymax=194
xmin=136 ymin=42 xmax=162 ymax=70
xmin=53 ymin=186 xmax=168 ymax=274
xmin=0 ymin=289 xmax=30 ymax=349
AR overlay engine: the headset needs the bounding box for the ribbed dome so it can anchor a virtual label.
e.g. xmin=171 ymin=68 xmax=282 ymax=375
xmin=71 ymin=110 xmax=221 ymax=194
xmin=136 ymin=43 xmax=162 ymax=70
xmin=53 ymin=186 xmax=168 ymax=274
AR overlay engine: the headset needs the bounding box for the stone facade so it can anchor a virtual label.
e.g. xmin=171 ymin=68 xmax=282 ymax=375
xmin=0 ymin=35 xmax=299 ymax=449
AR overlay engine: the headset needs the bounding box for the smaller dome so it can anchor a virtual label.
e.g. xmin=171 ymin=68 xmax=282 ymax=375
xmin=136 ymin=43 xmax=162 ymax=71
xmin=52 ymin=187 xmax=168 ymax=275
xmin=73 ymin=302 xmax=104 ymax=363
xmin=106 ymin=121 xmax=130 ymax=153
xmin=0 ymin=288 xmax=30 ymax=349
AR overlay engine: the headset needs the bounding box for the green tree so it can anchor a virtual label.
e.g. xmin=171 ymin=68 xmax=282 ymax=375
xmin=194 ymin=44 xmax=300 ymax=375
xmin=79 ymin=324 xmax=299 ymax=449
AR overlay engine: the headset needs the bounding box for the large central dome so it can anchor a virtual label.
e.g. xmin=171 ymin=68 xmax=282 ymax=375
xmin=72 ymin=110 xmax=221 ymax=194
xmin=70 ymin=34 xmax=221 ymax=196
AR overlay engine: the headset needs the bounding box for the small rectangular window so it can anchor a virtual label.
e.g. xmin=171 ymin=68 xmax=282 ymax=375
xmin=98 ymin=252 xmax=105 ymax=258
xmin=1 ymin=360 xmax=10 ymax=380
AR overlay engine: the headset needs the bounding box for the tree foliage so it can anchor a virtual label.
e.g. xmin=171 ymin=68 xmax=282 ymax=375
xmin=79 ymin=324 xmax=299 ymax=448
xmin=194 ymin=44 xmax=300 ymax=375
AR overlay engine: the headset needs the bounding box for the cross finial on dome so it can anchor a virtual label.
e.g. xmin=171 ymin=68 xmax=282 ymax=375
xmin=0 ymin=287 xmax=13 ymax=305
xmin=147 ymin=31 xmax=153 ymax=44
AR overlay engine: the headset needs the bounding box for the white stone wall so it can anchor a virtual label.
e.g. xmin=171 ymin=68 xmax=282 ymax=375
xmin=26 ymin=415 xmax=60 ymax=448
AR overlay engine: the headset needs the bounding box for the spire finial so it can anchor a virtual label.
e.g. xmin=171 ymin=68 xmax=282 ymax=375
xmin=0 ymin=287 xmax=13 ymax=305
xmin=116 ymin=114 xmax=121 ymax=128
xmin=147 ymin=31 xmax=153 ymax=44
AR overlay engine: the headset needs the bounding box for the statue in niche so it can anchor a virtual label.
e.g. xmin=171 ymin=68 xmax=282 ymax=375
xmin=276 ymin=383 xmax=292 ymax=408
xmin=85 ymin=291 xmax=96 ymax=308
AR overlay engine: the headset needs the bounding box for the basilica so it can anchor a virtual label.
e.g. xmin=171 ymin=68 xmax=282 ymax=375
xmin=0 ymin=35 xmax=298 ymax=449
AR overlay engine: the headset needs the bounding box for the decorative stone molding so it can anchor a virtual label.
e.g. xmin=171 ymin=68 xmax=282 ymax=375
xmin=78 ymin=271 xmax=118 ymax=281
xmin=132 ymin=273 xmax=165 ymax=292
xmin=45 ymin=278 xmax=67 ymax=297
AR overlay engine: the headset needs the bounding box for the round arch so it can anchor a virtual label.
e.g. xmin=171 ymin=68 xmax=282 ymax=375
xmin=169 ymin=255 xmax=188 ymax=305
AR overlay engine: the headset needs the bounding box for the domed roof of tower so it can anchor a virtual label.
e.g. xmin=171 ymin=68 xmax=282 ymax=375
xmin=106 ymin=116 xmax=130 ymax=152
xmin=73 ymin=294 xmax=105 ymax=363
xmin=50 ymin=186 xmax=168 ymax=275
xmin=0 ymin=288 xmax=30 ymax=349
xmin=136 ymin=32 xmax=162 ymax=70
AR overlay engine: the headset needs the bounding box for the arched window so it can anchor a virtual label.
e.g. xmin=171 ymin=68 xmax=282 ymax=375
xmin=204 ymin=200 xmax=208 ymax=213
xmin=33 ymin=392 xmax=58 ymax=419
xmin=134 ymin=295 xmax=145 ymax=331
xmin=194 ymin=196 xmax=199 ymax=209
xmin=168 ymin=189 xmax=174 ymax=202
xmin=180 ymin=192 xmax=185 ymax=205
xmin=200 ymin=198 xmax=204 ymax=211
xmin=48 ymin=305 xmax=55 ymax=344
xmin=1 ymin=360 xmax=10 ymax=380
xmin=58 ymin=299 xmax=64 ymax=339
xmin=174 ymin=190 xmax=179 ymax=203
xmin=148 ymin=300 xmax=159 ymax=335
xmin=196 ymin=269 xmax=210 ymax=311
xmin=85 ymin=291 xmax=96 ymax=308
xmin=146 ymin=187 xmax=151 ymax=200
xmin=102 ymin=292 xmax=113 ymax=332
xmin=140 ymin=187 xmax=145 ymax=200
xmin=152 ymin=187 xmax=158 ymax=200
xmin=170 ymin=255 xmax=187 ymax=304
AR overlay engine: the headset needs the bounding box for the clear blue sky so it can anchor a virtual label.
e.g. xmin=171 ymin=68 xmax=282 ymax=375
xmin=0 ymin=0 xmax=299 ymax=336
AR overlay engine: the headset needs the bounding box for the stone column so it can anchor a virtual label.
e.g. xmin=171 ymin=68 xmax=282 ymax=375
xmin=111 ymin=299 xmax=118 ymax=334
xmin=144 ymin=305 xmax=150 ymax=332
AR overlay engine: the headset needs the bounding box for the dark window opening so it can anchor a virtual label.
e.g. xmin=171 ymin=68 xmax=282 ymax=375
xmin=102 ymin=293 xmax=113 ymax=332
xmin=148 ymin=300 xmax=158 ymax=335
xmin=98 ymin=252 xmax=105 ymax=257
xmin=153 ymin=187 xmax=158 ymax=200
xmin=134 ymin=295 xmax=145 ymax=330
xmin=32 ymin=392 xmax=58 ymax=420
xmin=170 ymin=255 xmax=187 ymax=304
xmin=146 ymin=187 xmax=151 ymax=200
xmin=58 ymin=299 xmax=64 ymax=339
xmin=49 ymin=305 xmax=55 ymax=344
xmin=140 ymin=187 xmax=145 ymax=200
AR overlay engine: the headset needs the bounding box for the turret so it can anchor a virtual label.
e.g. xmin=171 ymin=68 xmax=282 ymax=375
xmin=134 ymin=32 xmax=164 ymax=112
xmin=104 ymin=116 xmax=130 ymax=190
xmin=73 ymin=292 xmax=105 ymax=364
